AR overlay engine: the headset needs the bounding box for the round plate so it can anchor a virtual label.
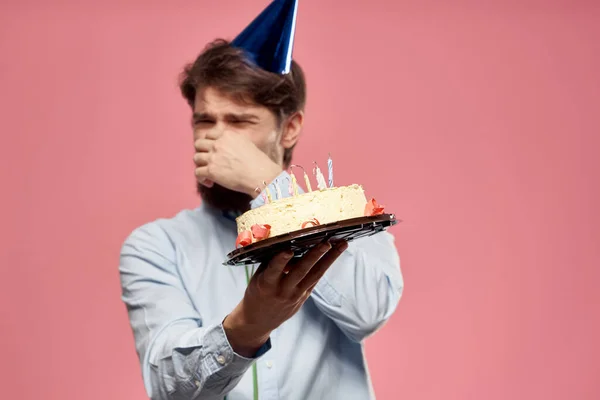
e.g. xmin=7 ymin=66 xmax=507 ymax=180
xmin=224 ymin=213 xmax=400 ymax=266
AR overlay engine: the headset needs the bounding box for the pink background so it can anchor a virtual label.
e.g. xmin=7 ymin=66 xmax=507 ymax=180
xmin=1 ymin=1 xmax=599 ymax=399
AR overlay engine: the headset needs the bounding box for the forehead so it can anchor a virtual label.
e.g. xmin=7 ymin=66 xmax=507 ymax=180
xmin=194 ymin=87 xmax=266 ymax=116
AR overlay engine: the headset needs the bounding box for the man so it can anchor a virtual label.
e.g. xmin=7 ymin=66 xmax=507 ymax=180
xmin=119 ymin=1 xmax=403 ymax=399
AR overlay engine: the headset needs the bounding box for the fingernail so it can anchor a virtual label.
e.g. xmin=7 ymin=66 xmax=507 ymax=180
xmin=319 ymin=242 xmax=332 ymax=251
xmin=283 ymin=251 xmax=293 ymax=259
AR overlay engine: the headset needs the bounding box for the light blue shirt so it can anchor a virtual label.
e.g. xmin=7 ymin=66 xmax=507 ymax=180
xmin=119 ymin=171 xmax=404 ymax=400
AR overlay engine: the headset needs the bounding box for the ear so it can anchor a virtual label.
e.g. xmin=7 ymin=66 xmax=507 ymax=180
xmin=280 ymin=111 xmax=304 ymax=149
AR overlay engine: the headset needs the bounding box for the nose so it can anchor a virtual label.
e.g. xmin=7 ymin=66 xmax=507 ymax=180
xmin=210 ymin=122 xmax=247 ymax=137
xmin=196 ymin=121 xmax=226 ymax=140
xmin=214 ymin=119 xmax=228 ymax=132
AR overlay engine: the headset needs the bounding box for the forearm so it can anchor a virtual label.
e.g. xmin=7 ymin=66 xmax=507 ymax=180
xmin=311 ymin=232 xmax=404 ymax=342
xmin=119 ymin=223 xmax=272 ymax=400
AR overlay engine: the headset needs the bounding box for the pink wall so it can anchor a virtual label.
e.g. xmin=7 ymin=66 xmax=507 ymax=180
xmin=1 ymin=1 xmax=599 ymax=399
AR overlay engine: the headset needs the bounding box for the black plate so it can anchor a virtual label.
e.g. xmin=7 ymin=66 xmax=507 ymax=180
xmin=224 ymin=213 xmax=400 ymax=266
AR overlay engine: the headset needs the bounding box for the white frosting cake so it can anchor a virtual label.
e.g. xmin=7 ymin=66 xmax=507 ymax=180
xmin=235 ymin=184 xmax=384 ymax=247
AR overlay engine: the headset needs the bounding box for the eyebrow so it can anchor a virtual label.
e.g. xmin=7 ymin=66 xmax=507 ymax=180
xmin=192 ymin=112 xmax=260 ymax=122
xmin=228 ymin=113 xmax=260 ymax=121
xmin=192 ymin=112 xmax=211 ymax=122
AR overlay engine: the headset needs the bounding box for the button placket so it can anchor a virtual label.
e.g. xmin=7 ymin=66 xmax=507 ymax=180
xmin=258 ymin=330 xmax=280 ymax=399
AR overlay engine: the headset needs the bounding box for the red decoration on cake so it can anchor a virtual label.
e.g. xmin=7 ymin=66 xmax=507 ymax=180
xmin=301 ymin=218 xmax=321 ymax=228
xmin=364 ymin=198 xmax=385 ymax=216
xmin=251 ymin=224 xmax=271 ymax=240
xmin=235 ymin=231 xmax=253 ymax=248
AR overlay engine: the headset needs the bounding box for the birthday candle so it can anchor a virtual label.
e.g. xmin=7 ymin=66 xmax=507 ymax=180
xmin=327 ymin=153 xmax=334 ymax=188
xmin=314 ymin=162 xmax=327 ymax=190
xmin=263 ymin=181 xmax=273 ymax=203
xmin=303 ymin=171 xmax=312 ymax=192
xmin=291 ymin=164 xmax=312 ymax=192
xmin=275 ymin=179 xmax=283 ymax=200
xmin=256 ymin=187 xmax=267 ymax=203
xmin=290 ymin=172 xmax=299 ymax=196
xmin=286 ymin=176 xmax=293 ymax=196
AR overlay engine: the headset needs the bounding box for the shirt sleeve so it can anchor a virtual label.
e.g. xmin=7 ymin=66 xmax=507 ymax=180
xmin=250 ymin=171 xmax=404 ymax=343
xmin=311 ymin=231 xmax=404 ymax=342
xmin=119 ymin=222 xmax=270 ymax=400
xmin=249 ymin=170 xmax=295 ymax=209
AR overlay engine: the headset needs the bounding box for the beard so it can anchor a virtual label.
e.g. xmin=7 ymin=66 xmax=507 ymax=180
xmin=197 ymin=181 xmax=254 ymax=214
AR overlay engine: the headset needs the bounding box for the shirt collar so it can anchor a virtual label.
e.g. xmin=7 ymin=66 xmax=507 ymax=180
xmin=222 ymin=210 xmax=242 ymax=222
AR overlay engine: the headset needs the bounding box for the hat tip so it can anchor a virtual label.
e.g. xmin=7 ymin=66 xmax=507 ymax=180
xmin=231 ymin=0 xmax=299 ymax=74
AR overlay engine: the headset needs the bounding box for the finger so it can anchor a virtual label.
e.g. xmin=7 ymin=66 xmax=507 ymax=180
xmin=194 ymin=139 xmax=214 ymax=153
xmin=262 ymin=251 xmax=294 ymax=286
xmin=193 ymin=152 xmax=210 ymax=167
xmin=195 ymin=166 xmax=214 ymax=186
xmin=297 ymin=241 xmax=348 ymax=293
xmin=305 ymin=280 xmax=318 ymax=294
xmin=193 ymin=153 xmax=213 ymax=187
xmin=282 ymin=241 xmax=332 ymax=291
xmin=249 ymin=261 xmax=269 ymax=282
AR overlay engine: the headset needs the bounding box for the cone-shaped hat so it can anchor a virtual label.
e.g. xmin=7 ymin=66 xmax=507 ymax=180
xmin=231 ymin=0 xmax=299 ymax=74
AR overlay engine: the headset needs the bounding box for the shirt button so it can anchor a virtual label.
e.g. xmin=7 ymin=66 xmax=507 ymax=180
xmin=265 ymin=360 xmax=273 ymax=368
xmin=195 ymin=380 xmax=201 ymax=387
xmin=216 ymin=355 xmax=226 ymax=365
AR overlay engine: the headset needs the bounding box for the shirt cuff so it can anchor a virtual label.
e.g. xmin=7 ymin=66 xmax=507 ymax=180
xmin=249 ymin=170 xmax=306 ymax=210
xmin=202 ymin=323 xmax=271 ymax=377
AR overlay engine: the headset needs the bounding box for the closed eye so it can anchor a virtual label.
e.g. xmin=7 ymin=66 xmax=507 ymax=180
xmin=191 ymin=112 xmax=215 ymax=127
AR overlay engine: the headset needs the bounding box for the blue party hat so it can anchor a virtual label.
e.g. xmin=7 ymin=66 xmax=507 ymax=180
xmin=231 ymin=0 xmax=299 ymax=74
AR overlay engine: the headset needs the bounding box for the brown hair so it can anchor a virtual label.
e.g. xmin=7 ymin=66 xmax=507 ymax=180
xmin=179 ymin=39 xmax=306 ymax=167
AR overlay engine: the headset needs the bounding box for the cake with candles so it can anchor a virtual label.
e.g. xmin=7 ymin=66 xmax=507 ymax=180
xmin=235 ymin=156 xmax=386 ymax=248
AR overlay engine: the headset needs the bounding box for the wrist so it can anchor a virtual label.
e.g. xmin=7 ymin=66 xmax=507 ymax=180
xmin=245 ymin=161 xmax=282 ymax=198
xmin=223 ymin=304 xmax=271 ymax=358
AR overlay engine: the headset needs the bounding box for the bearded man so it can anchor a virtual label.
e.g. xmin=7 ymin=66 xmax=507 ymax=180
xmin=119 ymin=1 xmax=403 ymax=399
